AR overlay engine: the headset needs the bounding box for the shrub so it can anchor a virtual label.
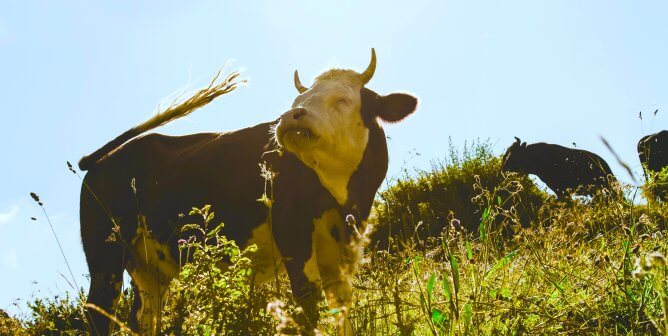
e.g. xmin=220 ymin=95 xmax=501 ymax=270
xmin=370 ymin=139 xmax=548 ymax=249
xmin=21 ymin=292 xmax=86 ymax=336
xmin=0 ymin=308 xmax=26 ymax=336
xmin=643 ymin=166 xmax=668 ymax=203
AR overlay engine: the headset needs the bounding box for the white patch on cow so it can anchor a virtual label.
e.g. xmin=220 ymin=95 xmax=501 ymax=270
xmin=276 ymin=73 xmax=369 ymax=205
xmin=130 ymin=224 xmax=178 ymax=280
xmin=128 ymin=221 xmax=178 ymax=336
xmin=302 ymin=209 xmax=338 ymax=284
xmin=245 ymin=222 xmax=284 ymax=283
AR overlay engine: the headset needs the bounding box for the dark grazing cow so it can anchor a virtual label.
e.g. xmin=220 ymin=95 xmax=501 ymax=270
xmin=78 ymin=49 xmax=417 ymax=336
xmin=638 ymin=130 xmax=668 ymax=200
xmin=501 ymin=137 xmax=617 ymax=198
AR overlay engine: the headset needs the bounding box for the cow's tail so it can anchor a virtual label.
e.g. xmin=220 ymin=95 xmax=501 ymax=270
xmin=78 ymin=70 xmax=244 ymax=171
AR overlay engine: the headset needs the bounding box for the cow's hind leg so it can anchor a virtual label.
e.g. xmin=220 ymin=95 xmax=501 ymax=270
xmin=83 ymin=239 xmax=125 ymax=336
xmin=127 ymin=267 xmax=171 ymax=336
xmin=80 ymin=176 xmax=130 ymax=335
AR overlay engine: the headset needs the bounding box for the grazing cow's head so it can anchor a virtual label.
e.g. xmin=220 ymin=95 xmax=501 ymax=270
xmin=502 ymin=137 xmax=529 ymax=173
xmin=275 ymin=49 xmax=417 ymax=204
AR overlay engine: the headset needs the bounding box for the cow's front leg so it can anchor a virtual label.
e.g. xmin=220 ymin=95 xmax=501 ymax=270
xmin=321 ymin=271 xmax=354 ymax=336
xmin=284 ymin=257 xmax=322 ymax=335
xmin=313 ymin=209 xmax=363 ymax=336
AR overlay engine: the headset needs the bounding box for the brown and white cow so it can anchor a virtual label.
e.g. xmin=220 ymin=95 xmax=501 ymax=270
xmin=79 ymin=49 xmax=417 ymax=335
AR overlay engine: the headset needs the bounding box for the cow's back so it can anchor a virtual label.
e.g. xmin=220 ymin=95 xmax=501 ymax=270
xmin=80 ymin=122 xmax=275 ymax=244
xmin=527 ymin=143 xmax=614 ymax=195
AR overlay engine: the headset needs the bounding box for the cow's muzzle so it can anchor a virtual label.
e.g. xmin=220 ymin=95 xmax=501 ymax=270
xmin=276 ymin=108 xmax=321 ymax=151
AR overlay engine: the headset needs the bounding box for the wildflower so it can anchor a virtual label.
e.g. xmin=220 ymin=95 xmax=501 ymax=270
xmin=622 ymin=226 xmax=631 ymax=237
xmin=346 ymin=214 xmax=363 ymax=239
xmin=450 ymin=218 xmax=461 ymax=231
xmin=345 ymin=214 xmax=356 ymax=226
xmin=178 ymin=239 xmax=187 ymax=245
xmin=646 ymin=251 xmax=666 ymax=268
xmin=632 ymin=251 xmax=667 ymax=279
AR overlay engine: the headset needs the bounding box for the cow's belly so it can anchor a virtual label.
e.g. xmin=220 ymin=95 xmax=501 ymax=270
xmin=245 ymin=222 xmax=285 ymax=283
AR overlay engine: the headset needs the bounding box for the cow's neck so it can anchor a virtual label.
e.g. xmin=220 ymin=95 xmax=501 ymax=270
xmin=296 ymin=136 xmax=369 ymax=206
xmin=311 ymin=155 xmax=363 ymax=206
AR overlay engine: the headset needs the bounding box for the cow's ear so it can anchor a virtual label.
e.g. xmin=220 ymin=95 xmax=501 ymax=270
xmin=377 ymin=93 xmax=417 ymax=123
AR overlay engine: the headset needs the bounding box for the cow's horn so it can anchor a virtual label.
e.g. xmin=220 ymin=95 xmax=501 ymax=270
xmin=359 ymin=48 xmax=377 ymax=85
xmin=294 ymin=70 xmax=307 ymax=93
xmin=514 ymin=137 xmax=521 ymax=145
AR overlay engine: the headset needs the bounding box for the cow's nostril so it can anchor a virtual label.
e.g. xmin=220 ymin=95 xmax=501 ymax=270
xmin=292 ymin=108 xmax=307 ymax=120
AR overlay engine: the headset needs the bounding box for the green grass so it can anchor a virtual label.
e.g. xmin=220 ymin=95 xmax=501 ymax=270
xmin=2 ymin=141 xmax=666 ymax=335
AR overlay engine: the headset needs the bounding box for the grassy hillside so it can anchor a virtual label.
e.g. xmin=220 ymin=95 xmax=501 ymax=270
xmin=2 ymin=142 xmax=666 ymax=335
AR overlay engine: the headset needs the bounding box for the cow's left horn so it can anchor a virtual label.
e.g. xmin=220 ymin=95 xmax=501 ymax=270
xmin=294 ymin=70 xmax=307 ymax=93
xmin=359 ymin=48 xmax=377 ymax=85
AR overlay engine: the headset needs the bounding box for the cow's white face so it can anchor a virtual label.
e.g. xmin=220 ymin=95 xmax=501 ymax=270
xmin=276 ymin=72 xmax=368 ymax=205
xmin=275 ymin=50 xmax=418 ymax=205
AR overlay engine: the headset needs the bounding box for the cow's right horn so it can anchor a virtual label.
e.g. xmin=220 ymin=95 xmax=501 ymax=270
xmin=294 ymin=70 xmax=307 ymax=93
xmin=359 ymin=48 xmax=377 ymax=85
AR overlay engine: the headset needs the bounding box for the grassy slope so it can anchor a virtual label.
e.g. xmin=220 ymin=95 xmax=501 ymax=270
xmin=2 ymin=142 xmax=667 ymax=335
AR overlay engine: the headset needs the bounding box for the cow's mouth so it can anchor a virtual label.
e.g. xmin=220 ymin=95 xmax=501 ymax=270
xmin=287 ymin=127 xmax=315 ymax=138
xmin=277 ymin=125 xmax=321 ymax=150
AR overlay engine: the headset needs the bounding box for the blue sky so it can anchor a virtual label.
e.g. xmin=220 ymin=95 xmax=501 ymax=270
xmin=1 ymin=1 xmax=666 ymax=316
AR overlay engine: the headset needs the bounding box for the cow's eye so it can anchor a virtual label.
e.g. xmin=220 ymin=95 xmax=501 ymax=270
xmin=335 ymin=98 xmax=351 ymax=107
